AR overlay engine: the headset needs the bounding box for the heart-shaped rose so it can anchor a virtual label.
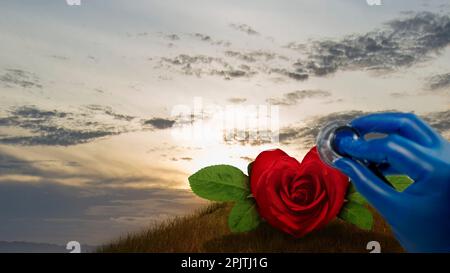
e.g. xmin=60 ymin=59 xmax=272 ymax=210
xmin=250 ymin=147 xmax=349 ymax=237
xmin=189 ymin=145 xmax=380 ymax=235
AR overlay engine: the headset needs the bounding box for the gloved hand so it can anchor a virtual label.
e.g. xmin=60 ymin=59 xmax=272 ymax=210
xmin=332 ymin=112 xmax=450 ymax=253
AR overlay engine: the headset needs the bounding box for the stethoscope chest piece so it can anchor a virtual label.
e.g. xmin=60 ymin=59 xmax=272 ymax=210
xmin=316 ymin=122 xmax=359 ymax=168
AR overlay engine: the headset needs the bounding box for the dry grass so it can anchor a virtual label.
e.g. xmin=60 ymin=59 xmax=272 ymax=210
xmin=99 ymin=202 xmax=404 ymax=253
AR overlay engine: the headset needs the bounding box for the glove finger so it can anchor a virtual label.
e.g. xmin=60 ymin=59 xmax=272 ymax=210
xmin=336 ymin=134 xmax=430 ymax=181
xmin=334 ymin=158 xmax=399 ymax=214
xmin=350 ymin=113 xmax=439 ymax=147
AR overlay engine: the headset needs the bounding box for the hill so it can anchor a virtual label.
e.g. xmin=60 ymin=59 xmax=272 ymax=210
xmin=99 ymin=203 xmax=404 ymax=253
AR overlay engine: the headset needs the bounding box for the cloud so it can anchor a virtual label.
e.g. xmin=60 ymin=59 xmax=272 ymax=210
xmin=170 ymin=157 xmax=193 ymax=162
xmin=0 ymin=131 xmax=115 ymax=146
xmin=229 ymin=23 xmax=260 ymax=35
xmin=164 ymin=33 xmax=180 ymax=41
xmin=279 ymin=111 xmax=365 ymax=147
xmin=144 ymin=118 xmax=176 ymax=129
xmin=269 ymin=68 xmax=309 ymax=81
xmin=0 ymin=105 xmax=135 ymax=146
xmin=266 ymin=90 xmax=332 ymax=105
xmin=49 ymin=55 xmax=69 ymax=61
xmin=224 ymin=50 xmax=281 ymax=62
xmin=84 ymin=105 xmax=135 ymax=121
xmin=210 ymin=68 xmax=256 ymax=79
xmin=187 ymin=33 xmax=231 ymax=47
xmin=0 ymin=68 xmax=42 ymax=89
xmin=279 ymin=110 xmax=450 ymax=148
xmin=0 ymin=150 xmax=204 ymax=244
xmin=156 ymin=12 xmax=449 ymax=83
xmin=239 ymin=156 xmax=253 ymax=162
xmin=158 ymin=31 xmax=229 ymax=47
xmin=426 ymin=72 xmax=450 ymax=90
xmin=191 ymin=33 xmax=212 ymax=42
xmin=422 ymin=110 xmax=450 ymax=133
xmin=0 ymin=153 xmax=54 ymax=177
xmin=289 ymin=12 xmax=450 ymax=77
xmin=0 ymin=104 xmax=207 ymax=146
xmin=283 ymin=42 xmax=307 ymax=52
xmin=159 ymin=54 xmax=257 ymax=79
xmin=227 ymin=97 xmax=247 ymax=104
xmin=160 ymin=54 xmax=219 ymax=66
xmin=390 ymin=92 xmax=409 ymax=98
xmin=0 ymin=179 xmax=203 ymax=244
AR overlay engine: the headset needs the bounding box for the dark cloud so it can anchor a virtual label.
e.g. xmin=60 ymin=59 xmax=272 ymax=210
xmin=211 ymin=40 xmax=232 ymax=47
xmin=85 ymin=105 xmax=135 ymax=121
xmin=229 ymin=23 xmax=260 ymax=35
xmin=227 ymin=97 xmax=247 ymax=104
xmin=0 ymin=153 xmax=55 ymax=177
xmin=0 ymin=68 xmax=42 ymax=89
xmin=269 ymin=68 xmax=309 ymax=81
xmin=160 ymin=54 xmax=226 ymax=67
xmin=156 ymin=12 xmax=450 ymax=83
xmin=266 ymin=90 xmax=332 ymax=106
xmin=170 ymin=157 xmax=193 ymax=162
xmin=390 ymin=92 xmax=409 ymax=98
xmin=224 ymin=50 xmax=279 ymax=62
xmin=0 ymin=105 xmax=134 ymax=146
xmin=289 ymin=12 xmax=450 ymax=77
xmin=144 ymin=118 xmax=176 ymax=129
xmin=0 ymin=131 xmax=114 ymax=146
xmin=426 ymin=72 xmax=450 ymax=90
xmin=283 ymin=42 xmax=307 ymax=52
xmin=210 ymin=68 xmax=256 ymax=79
xmin=192 ymin=33 xmax=212 ymax=42
xmin=189 ymin=33 xmax=231 ymax=47
xmin=165 ymin=34 xmax=180 ymax=41
xmin=422 ymin=110 xmax=450 ymax=133
xmin=239 ymin=156 xmax=254 ymax=162
xmin=159 ymin=54 xmax=257 ymax=79
xmin=50 ymin=55 xmax=69 ymax=61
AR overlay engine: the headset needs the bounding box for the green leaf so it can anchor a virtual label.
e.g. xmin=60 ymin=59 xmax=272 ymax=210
xmin=346 ymin=182 xmax=368 ymax=205
xmin=338 ymin=201 xmax=373 ymax=230
xmin=347 ymin=192 xmax=368 ymax=205
xmin=387 ymin=175 xmax=414 ymax=192
xmin=228 ymin=199 xmax=261 ymax=232
xmin=189 ymin=165 xmax=250 ymax=201
xmin=247 ymin=162 xmax=254 ymax=176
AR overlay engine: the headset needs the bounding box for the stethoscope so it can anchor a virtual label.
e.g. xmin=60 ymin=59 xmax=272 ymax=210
xmin=316 ymin=121 xmax=394 ymax=188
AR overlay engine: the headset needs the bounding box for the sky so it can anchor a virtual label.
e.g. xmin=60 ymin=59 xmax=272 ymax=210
xmin=0 ymin=0 xmax=449 ymax=246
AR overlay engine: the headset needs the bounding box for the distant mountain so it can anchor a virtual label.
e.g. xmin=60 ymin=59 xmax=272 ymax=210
xmin=0 ymin=241 xmax=97 ymax=253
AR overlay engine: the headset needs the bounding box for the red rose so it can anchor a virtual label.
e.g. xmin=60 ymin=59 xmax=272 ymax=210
xmin=250 ymin=147 xmax=349 ymax=237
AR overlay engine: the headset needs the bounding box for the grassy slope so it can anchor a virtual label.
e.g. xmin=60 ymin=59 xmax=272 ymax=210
xmin=99 ymin=203 xmax=404 ymax=253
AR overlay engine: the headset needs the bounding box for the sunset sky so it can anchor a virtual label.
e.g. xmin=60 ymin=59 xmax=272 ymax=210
xmin=0 ymin=0 xmax=449 ymax=246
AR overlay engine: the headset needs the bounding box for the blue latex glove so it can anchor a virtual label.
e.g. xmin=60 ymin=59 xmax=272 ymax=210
xmin=332 ymin=112 xmax=450 ymax=253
